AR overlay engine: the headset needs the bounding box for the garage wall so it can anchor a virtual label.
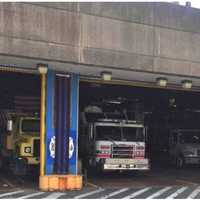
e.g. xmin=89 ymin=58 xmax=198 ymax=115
xmin=0 ymin=2 xmax=200 ymax=77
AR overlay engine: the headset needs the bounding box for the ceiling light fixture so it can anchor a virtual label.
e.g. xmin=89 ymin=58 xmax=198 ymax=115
xmin=101 ymin=71 xmax=112 ymax=81
xmin=37 ymin=63 xmax=48 ymax=74
xmin=182 ymin=80 xmax=192 ymax=89
xmin=156 ymin=77 xmax=168 ymax=87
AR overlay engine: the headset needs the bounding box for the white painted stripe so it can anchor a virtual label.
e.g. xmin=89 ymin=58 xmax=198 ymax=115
xmin=44 ymin=192 xmax=64 ymax=199
xmin=17 ymin=192 xmax=45 ymax=199
xmin=122 ymin=187 xmax=151 ymax=199
xmin=187 ymin=186 xmax=200 ymax=199
xmin=74 ymin=188 xmax=104 ymax=199
xmin=146 ymin=186 xmax=172 ymax=199
xmin=101 ymin=188 xmax=129 ymax=199
xmin=0 ymin=190 xmax=24 ymax=198
xmin=166 ymin=187 xmax=188 ymax=199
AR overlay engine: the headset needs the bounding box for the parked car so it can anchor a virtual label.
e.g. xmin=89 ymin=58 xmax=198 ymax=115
xmin=169 ymin=129 xmax=200 ymax=168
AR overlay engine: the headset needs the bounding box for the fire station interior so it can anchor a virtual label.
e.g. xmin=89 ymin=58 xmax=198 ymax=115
xmin=79 ymin=80 xmax=200 ymax=186
xmin=0 ymin=71 xmax=41 ymax=186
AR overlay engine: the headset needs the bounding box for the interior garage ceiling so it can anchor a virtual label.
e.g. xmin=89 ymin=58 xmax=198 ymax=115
xmin=1 ymin=54 xmax=200 ymax=88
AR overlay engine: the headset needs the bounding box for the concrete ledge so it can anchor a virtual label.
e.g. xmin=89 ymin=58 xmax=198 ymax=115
xmin=39 ymin=175 xmax=83 ymax=191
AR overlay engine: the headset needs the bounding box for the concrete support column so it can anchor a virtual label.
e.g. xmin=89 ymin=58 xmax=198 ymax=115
xmin=55 ymin=74 xmax=70 ymax=174
xmin=39 ymin=70 xmax=82 ymax=191
xmin=45 ymin=70 xmax=56 ymax=175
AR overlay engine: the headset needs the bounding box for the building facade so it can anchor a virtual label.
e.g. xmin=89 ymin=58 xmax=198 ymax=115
xmin=1 ymin=2 xmax=200 ymax=188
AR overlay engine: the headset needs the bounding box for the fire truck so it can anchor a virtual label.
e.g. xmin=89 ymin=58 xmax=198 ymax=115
xmin=79 ymin=99 xmax=150 ymax=172
xmin=0 ymin=110 xmax=40 ymax=175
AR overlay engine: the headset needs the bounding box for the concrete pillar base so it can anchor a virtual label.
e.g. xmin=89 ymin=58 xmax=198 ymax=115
xmin=39 ymin=175 xmax=83 ymax=191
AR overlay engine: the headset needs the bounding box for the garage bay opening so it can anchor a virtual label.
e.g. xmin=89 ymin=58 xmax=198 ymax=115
xmin=0 ymin=71 xmax=41 ymax=188
xmin=79 ymin=80 xmax=200 ymax=187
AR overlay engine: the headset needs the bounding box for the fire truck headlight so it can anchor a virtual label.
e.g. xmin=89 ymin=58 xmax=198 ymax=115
xmin=24 ymin=147 xmax=31 ymax=153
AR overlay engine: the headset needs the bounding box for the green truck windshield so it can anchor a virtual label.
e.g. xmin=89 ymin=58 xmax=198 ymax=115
xmin=21 ymin=119 xmax=40 ymax=133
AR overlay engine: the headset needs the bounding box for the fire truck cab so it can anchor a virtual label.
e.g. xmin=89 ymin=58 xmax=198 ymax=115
xmin=79 ymin=100 xmax=150 ymax=172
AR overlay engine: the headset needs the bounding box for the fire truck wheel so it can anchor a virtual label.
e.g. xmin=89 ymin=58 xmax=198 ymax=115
xmin=176 ymin=156 xmax=184 ymax=169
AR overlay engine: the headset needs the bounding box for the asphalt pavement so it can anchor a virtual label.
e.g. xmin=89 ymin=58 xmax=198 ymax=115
xmin=0 ymin=166 xmax=200 ymax=199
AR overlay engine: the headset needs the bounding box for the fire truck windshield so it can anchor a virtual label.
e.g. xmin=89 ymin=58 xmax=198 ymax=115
xmin=96 ymin=125 xmax=144 ymax=142
xmin=96 ymin=126 xmax=121 ymax=141
xmin=122 ymin=127 xmax=144 ymax=141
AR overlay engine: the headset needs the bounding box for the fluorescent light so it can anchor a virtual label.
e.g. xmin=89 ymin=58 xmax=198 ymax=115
xmin=156 ymin=77 xmax=168 ymax=87
xmin=101 ymin=71 xmax=112 ymax=81
xmin=37 ymin=63 xmax=48 ymax=74
xmin=182 ymin=80 xmax=192 ymax=89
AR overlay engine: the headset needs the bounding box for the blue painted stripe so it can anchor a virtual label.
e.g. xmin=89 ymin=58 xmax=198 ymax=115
xmin=62 ymin=78 xmax=70 ymax=173
xmin=69 ymin=74 xmax=79 ymax=174
xmin=55 ymin=78 xmax=63 ymax=174
xmin=45 ymin=70 xmax=55 ymax=175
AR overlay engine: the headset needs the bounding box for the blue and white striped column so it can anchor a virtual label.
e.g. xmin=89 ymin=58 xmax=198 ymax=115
xmin=69 ymin=74 xmax=79 ymax=174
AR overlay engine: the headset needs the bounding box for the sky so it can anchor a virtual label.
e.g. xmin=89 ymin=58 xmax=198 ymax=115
xmin=181 ymin=0 xmax=200 ymax=8
xmin=135 ymin=0 xmax=200 ymax=8
xmin=166 ymin=0 xmax=200 ymax=8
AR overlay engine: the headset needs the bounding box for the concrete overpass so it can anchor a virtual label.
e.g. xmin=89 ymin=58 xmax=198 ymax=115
xmin=0 ymin=3 xmax=200 ymax=83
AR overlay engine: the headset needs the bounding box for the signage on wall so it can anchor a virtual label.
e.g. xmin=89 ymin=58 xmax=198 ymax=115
xmin=49 ymin=136 xmax=56 ymax=159
xmin=69 ymin=137 xmax=74 ymax=159
xmin=49 ymin=136 xmax=74 ymax=159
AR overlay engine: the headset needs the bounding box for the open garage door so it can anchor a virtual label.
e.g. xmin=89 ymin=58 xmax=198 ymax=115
xmin=79 ymin=78 xmax=200 ymax=187
xmin=0 ymin=69 xmax=41 ymax=189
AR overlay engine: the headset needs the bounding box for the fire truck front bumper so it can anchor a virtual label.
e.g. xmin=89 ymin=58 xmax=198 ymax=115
xmin=103 ymin=158 xmax=150 ymax=170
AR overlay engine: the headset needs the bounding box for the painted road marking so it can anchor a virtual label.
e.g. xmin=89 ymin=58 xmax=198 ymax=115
xmin=101 ymin=188 xmax=129 ymax=199
xmin=187 ymin=186 xmax=200 ymax=199
xmin=44 ymin=192 xmax=64 ymax=199
xmin=0 ymin=190 xmax=24 ymax=198
xmin=166 ymin=186 xmax=188 ymax=199
xmin=17 ymin=192 xmax=45 ymax=199
xmin=74 ymin=188 xmax=104 ymax=199
xmin=146 ymin=186 xmax=172 ymax=199
xmin=176 ymin=179 xmax=198 ymax=186
xmin=122 ymin=187 xmax=151 ymax=199
xmin=2 ymin=186 xmax=200 ymax=199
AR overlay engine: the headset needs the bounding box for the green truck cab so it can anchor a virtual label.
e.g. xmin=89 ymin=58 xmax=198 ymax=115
xmin=0 ymin=112 xmax=40 ymax=175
